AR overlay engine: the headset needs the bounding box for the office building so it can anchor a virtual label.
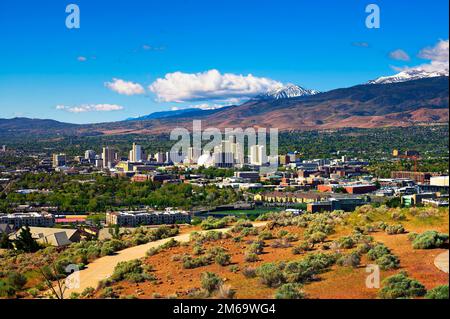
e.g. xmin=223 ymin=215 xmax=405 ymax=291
xmin=250 ymin=145 xmax=266 ymax=166
xmin=102 ymin=147 xmax=116 ymax=169
xmin=129 ymin=143 xmax=143 ymax=162
xmin=52 ymin=153 xmax=66 ymax=168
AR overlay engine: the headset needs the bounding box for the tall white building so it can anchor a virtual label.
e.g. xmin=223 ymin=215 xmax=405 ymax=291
xmin=129 ymin=143 xmax=143 ymax=162
xmin=85 ymin=150 xmax=96 ymax=162
xmin=250 ymin=145 xmax=266 ymax=166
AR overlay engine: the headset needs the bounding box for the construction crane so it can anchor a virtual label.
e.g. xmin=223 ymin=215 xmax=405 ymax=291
xmin=399 ymin=154 xmax=421 ymax=172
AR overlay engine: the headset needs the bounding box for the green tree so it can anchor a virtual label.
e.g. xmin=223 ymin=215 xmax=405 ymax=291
xmin=0 ymin=232 xmax=13 ymax=249
xmin=14 ymin=226 xmax=41 ymax=253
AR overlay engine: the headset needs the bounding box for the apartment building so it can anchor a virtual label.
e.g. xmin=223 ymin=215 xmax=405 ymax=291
xmin=106 ymin=209 xmax=191 ymax=226
xmin=0 ymin=212 xmax=55 ymax=229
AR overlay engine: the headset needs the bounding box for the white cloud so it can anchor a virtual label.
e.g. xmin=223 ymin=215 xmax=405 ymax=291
xmin=105 ymin=78 xmax=145 ymax=96
xmin=149 ymin=69 xmax=283 ymax=102
xmin=77 ymin=56 xmax=87 ymax=62
xmin=393 ymin=39 xmax=449 ymax=74
xmin=56 ymin=104 xmax=124 ymax=113
xmin=389 ymin=49 xmax=410 ymax=61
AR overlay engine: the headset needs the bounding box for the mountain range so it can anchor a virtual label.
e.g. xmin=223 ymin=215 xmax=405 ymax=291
xmin=0 ymin=76 xmax=448 ymax=137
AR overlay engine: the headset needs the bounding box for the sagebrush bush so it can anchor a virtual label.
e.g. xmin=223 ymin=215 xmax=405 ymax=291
xmin=412 ymin=231 xmax=449 ymax=249
xmin=425 ymin=285 xmax=449 ymax=299
xmin=201 ymin=272 xmax=223 ymax=294
xmin=378 ymin=272 xmax=426 ymax=299
xmin=275 ymin=283 xmax=305 ymax=299
xmin=385 ymin=224 xmax=406 ymax=235
xmin=337 ymin=252 xmax=361 ymax=268
xmin=256 ymin=263 xmax=285 ymax=288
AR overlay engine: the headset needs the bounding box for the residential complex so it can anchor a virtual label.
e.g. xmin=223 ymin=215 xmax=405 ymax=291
xmin=106 ymin=209 xmax=191 ymax=227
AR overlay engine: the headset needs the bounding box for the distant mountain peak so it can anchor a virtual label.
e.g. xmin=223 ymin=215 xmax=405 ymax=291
xmin=367 ymin=68 xmax=449 ymax=85
xmin=256 ymin=84 xmax=320 ymax=100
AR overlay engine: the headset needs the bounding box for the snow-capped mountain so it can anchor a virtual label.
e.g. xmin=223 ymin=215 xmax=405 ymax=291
xmin=256 ymin=84 xmax=320 ymax=100
xmin=367 ymin=68 xmax=449 ymax=85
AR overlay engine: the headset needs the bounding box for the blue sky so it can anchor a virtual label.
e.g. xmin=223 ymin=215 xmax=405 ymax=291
xmin=0 ymin=0 xmax=448 ymax=124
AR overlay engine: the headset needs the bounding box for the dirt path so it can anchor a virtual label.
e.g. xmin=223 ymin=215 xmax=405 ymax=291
xmin=434 ymin=251 xmax=449 ymax=274
xmin=60 ymin=222 xmax=267 ymax=298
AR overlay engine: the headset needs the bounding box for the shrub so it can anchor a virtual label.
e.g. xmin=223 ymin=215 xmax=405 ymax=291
xmin=377 ymin=254 xmax=400 ymax=270
xmin=307 ymin=231 xmax=327 ymax=244
xmin=336 ymin=236 xmax=355 ymax=249
xmin=81 ymin=287 xmax=95 ymax=298
xmin=367 ymin=244 xmax=391 ymax=260
xmin=201 ymin=217 xmax=228 ymax=230
xmin=229 ymin=265 xmax=239 ymax=273
xmin=100 ymin=287 xmax=118 ymax=299
xmin=242 ymin=267 xmax=256 ymax=278
xmin=7 ymin=272 xmax=27 ymax=291
xmin=247 ymin=241 xmax=264 ymax=255
xmin=182 ymin=255 xmax=211 ymax=269
xmin=192 ymin=245 xmax=204 ymax=255
xmin=271 ymin=239 xmax=291 ymax=249
xmin=337 ymin=252 xmax=361 ymax=268
xmin=407 ymin=232 xmax=418 ymax=241
xmin=275 ymin=283 xmax=305 ymax=299
xmin=283 ymin=253 xmax=336 ymax=284
xmin=244 ymin=252 xmax=259 ymax=262
xmin=215 ymin=252 xmax=232 ymax=266
xmin=412 ymin=231 xmax=449 ymax=249
xmin=110 ymin=259 xmax=150 ymax=283
xmin=385 ymin=224 xmax=406 ymax=235
xmin=378 ymin=272 xmax=426 ymax=299
xmin=201 ymin=272 xmax=223 ymax=294
xmin=277 ymin=230 xmax=289 ymax=238
xmin=218 ymin=284 xmax=236 ymax=299
xmin=27 ymin=288 xmax=39 ymax=298
xmin=256 ymin=263 xmax=285 ymax=288
xmin=355 ymin=243 xmax=372 ymax=255
xmin=258 ymin=231 xmax=274 ymax=240
xmin=425 ymin=285 xmax=449 ymax=299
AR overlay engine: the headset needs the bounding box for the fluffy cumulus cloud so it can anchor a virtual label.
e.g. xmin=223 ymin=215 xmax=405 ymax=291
xmin=105 ymin=78 xmax=145 ymax=96
xmin=148 ymin=69 xmax=283 ymax=102
xmin=394 ymin=39 xmax=449 ymax=74
xmin=56 ymin=104 xmax=124 ymax=113
xmin=389 ymin=49 xmax=410 ymax=61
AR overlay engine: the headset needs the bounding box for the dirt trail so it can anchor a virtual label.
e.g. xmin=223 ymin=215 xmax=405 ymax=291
xmin=59 ymin=222 xmax=267 ymax=298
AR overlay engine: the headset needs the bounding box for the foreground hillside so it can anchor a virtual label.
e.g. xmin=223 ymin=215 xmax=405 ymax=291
xmin=88 ymin=206 xmax=448 ymax=299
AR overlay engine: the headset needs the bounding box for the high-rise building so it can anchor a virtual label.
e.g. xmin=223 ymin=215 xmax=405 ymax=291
xmin=102 ymin=147 xmax=116 ymax=169
xmin=129 ymin=143 xmax=143 ymax=162
xmin=85 ymin=150 xmax=96 ymax=163
xmin=155 ymin=152 xmax=166 ymax=164
xmin=250 ymin=145 xmax=266 ymax=166
xmin=213 ymin=141 xmax=234 ymax=167
xmin=1 ymin=145 xmax=6 ymax=152
xmin=52 ymin=153 xmax=66 ymax=168
xmin=185 ymin=147 xmax=201 ymax=164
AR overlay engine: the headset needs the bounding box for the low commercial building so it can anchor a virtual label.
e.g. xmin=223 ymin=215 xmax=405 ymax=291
xmin=0 ymin=212 xmax=55 ymax=229
xmin=254 ymin=191 xmax=330 ymax=204
xmin=106 ymin=209 xmax=191 ymax=227
xmin=307 ymin=197 xmax=366 ymax=213
xmin=401 ymin=193 xmax=440 ymax=207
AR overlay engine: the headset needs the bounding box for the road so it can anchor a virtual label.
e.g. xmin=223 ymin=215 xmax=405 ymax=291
xmin=60 ymin=221 xmax=267 ymax=298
